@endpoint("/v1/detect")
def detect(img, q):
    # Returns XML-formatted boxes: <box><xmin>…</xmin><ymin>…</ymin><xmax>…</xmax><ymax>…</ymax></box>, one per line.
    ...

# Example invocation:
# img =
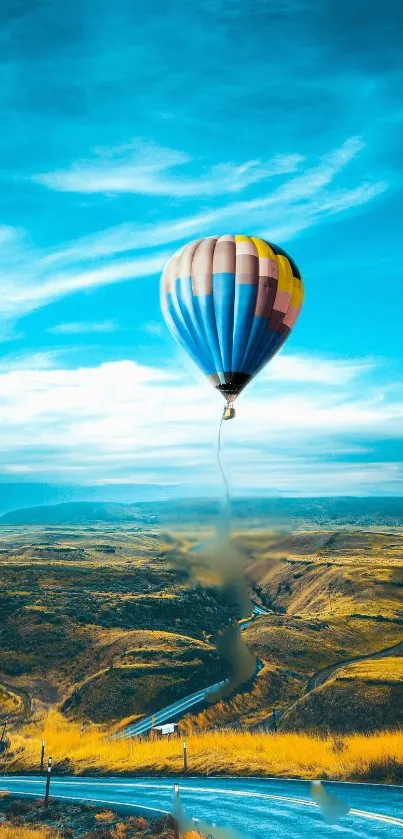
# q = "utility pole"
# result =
<box><xmin>272</xmin><ymin>708</ymin><xmax>278</xmax><ymax>733</ymax></box>
<box><xmin>183</xmin><ymin>740</ymin><xmax>188</xmax><ymax>773</ymax></box>
<box><xmin>40</xmin><ymin>740</ymin><xmax>46</xmax><ymax>773</ymax></box>
<box><xmin>44</xmin><ymin>757</ymin><xmax>53</xmax><ymax>806</ymax></box>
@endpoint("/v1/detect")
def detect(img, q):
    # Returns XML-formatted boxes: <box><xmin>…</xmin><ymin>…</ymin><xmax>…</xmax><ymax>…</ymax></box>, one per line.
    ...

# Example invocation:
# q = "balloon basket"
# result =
<box><xmin>223</xmin><ymin>403</ymin><xmax>235</xmax><ymax>421</ymax></box>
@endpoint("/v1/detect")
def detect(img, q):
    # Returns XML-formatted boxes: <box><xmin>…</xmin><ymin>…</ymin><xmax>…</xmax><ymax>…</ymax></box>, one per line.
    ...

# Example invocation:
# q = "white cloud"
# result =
<box><xmin>48</xmin><ymin>320</ymin><xmax>119</xmax><ymax>335</ymax></box>
<box><xmin>0</xmin><ymin>353</ymin><xmax>401</xmax><ymax>495</ymax></box>
<box><xmin>263</xmin><ymin>354</ymin><xmax>374</xmax><ymax>385</ymax></box>
<box><xmin>34</xmin><ymin>141</ymin><xmax>303</xmax><ymax>196</ymax></box>
<box><xmin>0</xmin><ymin>351</ymin><xmax>60</xmax><ymax>373</ymax></box>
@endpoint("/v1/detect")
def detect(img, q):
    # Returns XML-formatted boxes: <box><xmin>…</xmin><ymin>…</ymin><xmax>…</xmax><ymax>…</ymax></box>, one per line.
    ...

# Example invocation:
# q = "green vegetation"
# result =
<box><xmin>180</xmin><ymin>527</ymin><xmax>403</xmax><ymax>732</ymax></box>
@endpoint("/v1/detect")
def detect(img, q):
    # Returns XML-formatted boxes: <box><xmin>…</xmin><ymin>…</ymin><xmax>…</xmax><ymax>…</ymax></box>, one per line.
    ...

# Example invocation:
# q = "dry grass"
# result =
<box><xmin>0</xmin><ymin>827</ymin><xmax>60</xmax><ymax>839</ymax></box>
<box><xmin>337</xmin><ymin>656</ymin><xmax>403</xmax><ymax>683</ymax></box>
<box><xmin>3</xmin><ymin>711</ymin><xmax>402</xmax><ymax>782</ymax></box>
<box><xmin>245</xmin><ymin>616</ymin><xmax>403</xmax><ymax>674</ymax></box>
<box><xmin>0</xmin><ymin>685</ymin><xmax>22</xmax><ymax>715</ymax></box>
<box><xmin>181</xmin><ymin>665</ymin><xmax>301</xmax><ymax>731</ymax></box>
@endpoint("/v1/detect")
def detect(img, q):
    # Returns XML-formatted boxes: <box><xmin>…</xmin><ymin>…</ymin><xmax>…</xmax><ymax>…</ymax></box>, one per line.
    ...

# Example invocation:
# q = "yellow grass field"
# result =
<box><xmin>0</xmin><ymin>828</ymin><xmax>59</xmax><ymax>839</ymax></box>
<box><xmin>3</xmin><ymin>711</ymin><xmax>402</xmax><ymax>783</ymax></box>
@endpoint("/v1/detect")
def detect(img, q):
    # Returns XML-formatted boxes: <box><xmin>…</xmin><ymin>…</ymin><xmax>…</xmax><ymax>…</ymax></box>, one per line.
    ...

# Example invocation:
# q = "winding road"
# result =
<box><xmin>307</xmin><ymin>639</ymin><xmax>403</xmax><ymax>692</ymax></box>
<box><xmin>1</xmin><ymin>775</ymin><xmax>402</xmax><ymax>837</ymax></box>
<box><xmin>2</xmin><ymin>537</ymin><xmax>403</xmax><ymax>836</ymax></box>
<box><xmin>117</xmin><ymin>602</ymin><xmax>266</xmax><ymax>738</ymax></box>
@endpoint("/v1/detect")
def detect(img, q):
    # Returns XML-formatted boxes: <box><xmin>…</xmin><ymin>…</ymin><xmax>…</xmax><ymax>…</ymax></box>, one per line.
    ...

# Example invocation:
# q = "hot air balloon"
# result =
<box><xmin>161</xmin><ymin>235</ymin><xmax>303</xmax><ymax>419</ymax></box>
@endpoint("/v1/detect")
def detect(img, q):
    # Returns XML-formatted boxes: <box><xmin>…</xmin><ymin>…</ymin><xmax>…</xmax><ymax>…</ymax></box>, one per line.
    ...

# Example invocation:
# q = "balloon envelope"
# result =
<box><xmin>161</xmin><ymin>235</ymin><xmax>303</xmax><ymax>401</ymax></box>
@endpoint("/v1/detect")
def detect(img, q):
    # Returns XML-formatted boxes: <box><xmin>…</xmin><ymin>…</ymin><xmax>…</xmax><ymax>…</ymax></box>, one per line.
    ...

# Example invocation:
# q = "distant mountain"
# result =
<box><xmin>0</xmin><ymin>501</ymin><xmax>158</xmax><ymax>525</ymax></box>
<box><xmin>160</xmin><ymin>496</ymin><xmax>403</xmax><ymax>528</ymax></box>
<box><xmin>0</xmin><ymin>482</ymin><xmax>180</xmax><ymax>516</ymax></box>
<box><xmin>1</xmin><ymin>497</ymin><xmax>403</xmax><ymax>527</ymax></box>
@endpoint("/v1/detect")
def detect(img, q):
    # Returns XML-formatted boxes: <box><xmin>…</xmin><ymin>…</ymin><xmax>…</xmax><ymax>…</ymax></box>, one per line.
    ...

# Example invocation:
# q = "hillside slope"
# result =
<box><xmin>0</xmin><ymin>525</ymin><xmax>233</xmax><ymax>723</ymax></box>
<box><xmin>281</xmin><ymin>655</ymin><xmax>403</xmax><ymax>733</ymax></box>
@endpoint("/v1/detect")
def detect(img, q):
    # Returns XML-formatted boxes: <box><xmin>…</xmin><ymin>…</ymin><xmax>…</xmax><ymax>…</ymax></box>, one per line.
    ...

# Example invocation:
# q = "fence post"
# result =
<box><xmin>173</xmin><ymin>783</ymin><xmax>180</xmax><ymax>839</ymax></box>
<box><xmin>272</xmin><ymin>708</ymin><xmax>277</xmax><ymax>733</ymax></box>
<box><xmin>44</xmin><ymin>757</ymin><xmax>53</xmax><ymax>806</ymax></box>
<box><xmin>0</xmin><ymin>718</ymin><xmax>8</xmax><ymax>745</ymax></box>
<box><xmin>40</xmin><ymin>740</ymin><xmax>46</xmax><ymax>773</ymax></box>
<box><xmin>183</xmin><ymin>740</ymin><xmax>188</xmax><ymax>773</ymax></box>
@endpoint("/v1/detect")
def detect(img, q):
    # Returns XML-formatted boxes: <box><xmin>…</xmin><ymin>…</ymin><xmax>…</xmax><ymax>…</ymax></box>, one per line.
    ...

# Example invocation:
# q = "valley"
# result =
<box><xmin>0</xmin><ymin>511</ymin><xmax>402</xmax><ymax>735</ymax></box>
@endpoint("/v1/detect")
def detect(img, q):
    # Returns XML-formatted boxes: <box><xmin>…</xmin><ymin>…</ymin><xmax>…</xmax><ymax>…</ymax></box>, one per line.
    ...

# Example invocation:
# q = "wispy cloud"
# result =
<box><xmin>0</xmin><ymin>137</ymin><xmax>387</xmax><ymax>328</ymax></box>
<box><xmin>48</xmin><ymin>320</ymin><xmax>119</xmax><ymax>335</ymax></box>
<box><xmin>0</xmin><ymin>226</ymin><xmax>20</xmax><ymax>248</ymax></box>
<box><xmin>39</xmin><ymin>137</ymin><xmax>386</xmax><ymax>269</ymax></box>
<box><xmin>0</xmin><ymin>252</ymin><xmax>167</xmax><ymax>320</ymax></box>
<box><xmin>33</xmin><ymin>141</ymin><xmax>303</xmax><ymax>196</ymax></box>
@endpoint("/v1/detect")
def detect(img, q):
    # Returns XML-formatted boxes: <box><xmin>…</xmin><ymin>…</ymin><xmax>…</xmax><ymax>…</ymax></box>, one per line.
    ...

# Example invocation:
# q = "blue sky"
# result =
<box><xmin>0</xmin><ymin>0</ymin><xmax>402</xmax><ymax>500</ymax></box>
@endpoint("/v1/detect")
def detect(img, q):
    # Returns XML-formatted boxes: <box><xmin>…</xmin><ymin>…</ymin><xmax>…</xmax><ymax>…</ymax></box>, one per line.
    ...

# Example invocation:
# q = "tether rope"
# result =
<box><xmin>216</xmin><ymin>411</ymin><xmax>231</xmax><ymax>527</ymax></box>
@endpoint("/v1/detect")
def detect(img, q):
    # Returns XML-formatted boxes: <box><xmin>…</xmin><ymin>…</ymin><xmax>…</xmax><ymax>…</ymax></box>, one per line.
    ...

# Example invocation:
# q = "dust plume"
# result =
<box><xmin>208</xmin><ymin>621</ymin><xmax>257</xmax><ymax>701</ymax></box>
<box><xmin>167</xmin><ymin>512</ymin><xmax>258</xmax><ymax>697</ymax></box>
<box><xmin>165</xmin><ymin>493</ymin><xmax>280</xmax><ymax>700</ymax></box>
<box><xmin>183</xmin><ymin>524</ymin><xmax>253</xmax><ymax>619</ymax></box>
<box><xmin>310</xmin><ymin>781</ymin><xmax>350</xmax><ymax>824</ymax></box>
<box><xmin>171</xmin><ymin>784</ymin><xmax>243</xmax><ymax>839</ymax></box>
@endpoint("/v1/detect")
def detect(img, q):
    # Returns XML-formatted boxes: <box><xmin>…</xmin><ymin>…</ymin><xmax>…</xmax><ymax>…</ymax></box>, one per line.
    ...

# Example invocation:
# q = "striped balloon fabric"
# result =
<box><xmin>161</xmin><ymin>234</ymin><xmax>303</xmax><ymax>404</ymax></box>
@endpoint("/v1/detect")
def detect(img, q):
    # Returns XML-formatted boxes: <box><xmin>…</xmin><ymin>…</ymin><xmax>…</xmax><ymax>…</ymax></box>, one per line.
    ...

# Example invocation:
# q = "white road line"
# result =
<box><xmin>0</xmin><ymin>789</ymin><xmax>168</xmax><ymax>815</ymax></box>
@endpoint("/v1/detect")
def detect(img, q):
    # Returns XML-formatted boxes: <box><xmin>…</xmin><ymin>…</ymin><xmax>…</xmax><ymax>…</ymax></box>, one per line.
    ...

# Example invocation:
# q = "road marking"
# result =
<box><xmin>0</xmin><ymin>789</ymin><xmax>168</xmax><ymax>815</ymax></box>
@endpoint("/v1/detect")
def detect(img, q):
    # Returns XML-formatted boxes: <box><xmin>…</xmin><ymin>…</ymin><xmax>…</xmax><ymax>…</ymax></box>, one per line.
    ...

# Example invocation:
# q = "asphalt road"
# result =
<box><xmin>1</xmin><ymin>775</ymin><xmax>402</xmax><ymax>837</ymax></box>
